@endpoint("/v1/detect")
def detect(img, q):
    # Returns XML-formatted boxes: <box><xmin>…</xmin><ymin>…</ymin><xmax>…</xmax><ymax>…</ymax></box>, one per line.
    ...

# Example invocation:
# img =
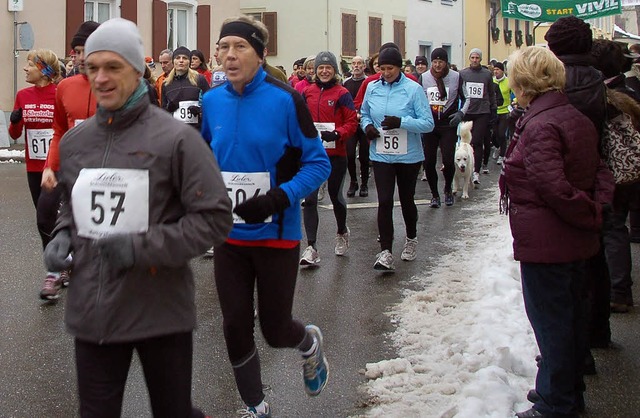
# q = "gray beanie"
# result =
<box><xmin>85</xmin><ymin>18</ymin><xmax>145</xmax><ymax>74</ymax></box>
<box><xmin>315</xmin><ymin>51</ymin><xmax>339</xmax><ymax>74</ymax></box>
<box><xmin>469</xmin><ymin>48</ymin><xmax>483</xmax><ymax>60</ymax></box>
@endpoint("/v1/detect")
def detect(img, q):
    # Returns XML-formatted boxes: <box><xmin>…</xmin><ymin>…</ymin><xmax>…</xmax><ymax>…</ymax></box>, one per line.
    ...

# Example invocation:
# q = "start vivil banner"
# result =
<box><xmin>501</xmin><ymin>0</ymin><xmax>622</xmax><ymax>22</ymax></box>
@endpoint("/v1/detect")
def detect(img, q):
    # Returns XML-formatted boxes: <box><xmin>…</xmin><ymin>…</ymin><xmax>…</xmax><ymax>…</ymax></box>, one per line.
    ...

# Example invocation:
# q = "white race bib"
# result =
<box><xmin>314</xmin><ymin>122</ymin><xmax>336</xmax><ymax>149</ymax></box>
<box><xmin>71</xmin><ymin>168</ymin><xmax>149</xmax><ymax>239</ymax></box>
<box><xmin>222</xmin><ymin>171</ymin><xmax>271</xmax><ymax>224</ymax></box>
<box><xmin>26</xmin><ymin>128</ymin><xmax>53</xmax><ymax>160</ymax></box>
<box><xmin>426</xmin><ymin>86</ymin><xmax>450</xmax><ymax>106</ymax></box>
<box><xmin>466</xmin><ymin>82</ymin><xmax>484</xmax><ymax>99</ymax></box>
<box><xmin>376</xmin><ymin>128</ymin><xmax>408</xmax><ymax>155</ymax></box>
<box><xmin>173</xmin><ymin>100</ymin><xmax>199</xmax><ymax>124</ymax></box>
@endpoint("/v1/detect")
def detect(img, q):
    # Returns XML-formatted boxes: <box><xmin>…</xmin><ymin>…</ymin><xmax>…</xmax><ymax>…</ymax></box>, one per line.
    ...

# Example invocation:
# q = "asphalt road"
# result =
<box><xmin>0</xmin><ymin>160</ymin><xmax>638</xmax><ymax>418</ymax></box>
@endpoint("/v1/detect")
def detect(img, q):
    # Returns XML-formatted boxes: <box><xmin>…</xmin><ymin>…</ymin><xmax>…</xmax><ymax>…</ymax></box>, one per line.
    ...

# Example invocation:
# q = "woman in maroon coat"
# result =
<box><xmin>502</xmin><ymin>47</ymin><xmax>614</xmax><ymax>418</ymax></box>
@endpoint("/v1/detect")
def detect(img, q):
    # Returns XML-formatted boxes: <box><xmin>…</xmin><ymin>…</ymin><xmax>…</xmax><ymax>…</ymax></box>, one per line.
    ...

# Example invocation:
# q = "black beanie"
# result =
<box><xmin>173</xmin><ymin>46</ymin><xmax>191</xmax><ymax>60</ymax></box>
<box><xmin>378</xmin><ymin>47</ymin><xmax>403</xmax><ymax>68</ymax></box>
<box><xmin>71</xmin><ymin>21</ymin><xmax>100</xmax><ymax>49</ymax></box>
<box><xmin>431</xmin><ymin>48</ymin><xmax>448</xmax><ymax>63</ymax></box>
<box><xmin>493</xmin><ymin>62</ymin><xmax>504</xmax><ymax>71</ymax></box>
<box><xmin>545</xmin><ymin>16</ymin><xmax>592</xmax><ymax>56</ymax></box>
<box><xmin>415</xmin><ymin>56</ymin><xmax>428</xmax><ymax>66</ymax></box>
<box><xmin>379</xmin><ymin>42</ymin><xmax>400</xmax><ymax>53</ymax></box>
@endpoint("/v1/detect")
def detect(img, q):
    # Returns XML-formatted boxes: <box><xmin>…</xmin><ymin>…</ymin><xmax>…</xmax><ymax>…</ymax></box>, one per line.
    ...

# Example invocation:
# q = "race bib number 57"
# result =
<box><xmin>71</xmin><ymin>168</ymin><xmax>149</xmax><ymax>239</ymax></box>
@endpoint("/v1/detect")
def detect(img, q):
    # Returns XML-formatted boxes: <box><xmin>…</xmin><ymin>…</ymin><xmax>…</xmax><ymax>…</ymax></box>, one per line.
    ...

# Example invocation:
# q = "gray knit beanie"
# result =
<box><xmin>315</xmin><ymin>51</ymin><xmax>339</xmax><ymax>74</ymax></box>
<box><xmin>469</xmin><ymin>48</ymin><xmax>483</xmax><ymax>60</ymax></box>
<box><xmin>85</xmin><ymin>18</ymin><xmax>145</xmax><ymax>74</ymax></box>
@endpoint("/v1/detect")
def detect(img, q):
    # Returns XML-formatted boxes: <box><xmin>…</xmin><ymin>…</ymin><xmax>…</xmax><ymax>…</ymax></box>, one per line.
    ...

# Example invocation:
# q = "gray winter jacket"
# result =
<box><xmin>56</xmin><ymin>93</ymin><xmax>232</xmax><ymax>344</ymax></box>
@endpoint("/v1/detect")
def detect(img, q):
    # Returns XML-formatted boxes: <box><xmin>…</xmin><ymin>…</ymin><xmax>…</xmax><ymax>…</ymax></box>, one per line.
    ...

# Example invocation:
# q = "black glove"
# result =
<box><xmin>320</xmin><ymin>130</ymin><xmax>340</xmax><ymax>142</ymax></box>
<box><xmin>381</xmin><ymin>115</ymin><xmax>401</xmax><ymax>130</ymax></box>
<box><xmin>44</xmin><ymin>229</ymin><xmax>73</xmax><ymax>272</ymax></box>
<box><xmin>365</xmin><ymin>124</ymin><xmax>380</xmax><ymax>141</ymax></box>
<box><xmin>187</xmin><ymin>105</ymin><xmax>201</xmax><ymax>117</ymax></box>
<box><xmin>10</xmin><ymin>108</ymin><xmax>22</xmax><ymax>124</ymax></box>
<box><xmin>95</xmin><ymin>234</ymin><xmax>135</xmax><ymax>272</ymax></box>
<box><xmin>166</xmin><ymin>100</ymin><xmax>179</xmax><ymax>113</ymax></box>
<box><xmin>233</xmin><ymin>187</ymin><xmax>290</xmax><ymax>224</ymax></box>
<box><xmin>448</xmin><ymin>111</ymin><xmax>464</xmax><ymax>127</ymax></box>
<box><xmin>275</xmin><ymin>146</ymin><xmax>302</xmax><ymax>185</ymax></box>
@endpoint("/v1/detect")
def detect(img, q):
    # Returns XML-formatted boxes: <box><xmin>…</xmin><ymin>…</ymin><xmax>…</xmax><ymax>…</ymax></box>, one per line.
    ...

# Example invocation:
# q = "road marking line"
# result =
<box><xmin>318</xmin><ymin>199</ymin><xmax>431</xmax><ymax>210</ymax></box>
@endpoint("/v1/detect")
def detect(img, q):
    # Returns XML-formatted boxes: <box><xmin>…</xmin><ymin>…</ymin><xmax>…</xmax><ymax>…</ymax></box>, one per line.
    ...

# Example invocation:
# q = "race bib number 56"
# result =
<box><xmin>71</xmin><ymin>168</ymin><xmax>149</xmax><ymax>239</ymax></box>
<box><xmin>222</xmin><ymin>171</ymin><xmax>271</xmax><ymax>224</ymax></box>
<box><xmin>376</xmin><ymin>128</ymin><xmax>408</xmax><ymax>155</ymax></box>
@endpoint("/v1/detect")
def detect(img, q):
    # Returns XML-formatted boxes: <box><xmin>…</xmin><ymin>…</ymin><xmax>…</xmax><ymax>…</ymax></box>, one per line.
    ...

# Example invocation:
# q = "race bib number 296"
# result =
<box><xmin>71</xmin><ymin>168</ymin><xmax>149</xmax><ymax>239</ymax></box>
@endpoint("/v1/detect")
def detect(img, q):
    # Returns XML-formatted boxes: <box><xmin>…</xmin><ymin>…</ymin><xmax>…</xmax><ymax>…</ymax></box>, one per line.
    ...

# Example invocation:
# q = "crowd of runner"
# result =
<box><xmin>6</xmin><ymin>13</ymin><xmax>640</xmax><ymax>418</ymax></box>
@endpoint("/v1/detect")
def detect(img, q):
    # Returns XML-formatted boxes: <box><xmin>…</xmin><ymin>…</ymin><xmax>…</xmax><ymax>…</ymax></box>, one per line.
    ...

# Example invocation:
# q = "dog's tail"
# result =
<box><xmin>459</xmin><ymin>121</ymin><xmax>473</xmax><ymax>144</ymax></box>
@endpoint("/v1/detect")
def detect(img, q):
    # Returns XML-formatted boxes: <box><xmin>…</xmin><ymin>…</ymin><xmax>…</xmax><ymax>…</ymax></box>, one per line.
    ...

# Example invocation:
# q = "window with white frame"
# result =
<box><xmin>84</xmin><ymin>0</ymin><xmax>118</xmax><ymax>23</ymax></box>
<box><xmin>167</xmin><ymin>1</ymin><xmax>196</xmax><ymax>50</ymax></box>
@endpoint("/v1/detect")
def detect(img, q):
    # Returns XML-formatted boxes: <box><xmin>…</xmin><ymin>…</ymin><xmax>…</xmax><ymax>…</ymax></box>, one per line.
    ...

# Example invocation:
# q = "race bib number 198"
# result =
<box><xmin>71</xmin><ymin>168</ymin><xmax>149</xmax><ymax>239</ymax></box>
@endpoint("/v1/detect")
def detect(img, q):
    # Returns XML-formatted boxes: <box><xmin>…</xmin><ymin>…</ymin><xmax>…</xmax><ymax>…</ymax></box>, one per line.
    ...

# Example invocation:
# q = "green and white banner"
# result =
<box><xmin>501</xmin><ymin>0</ymin><xmax>622</xmax><ymax>22</ymax></box>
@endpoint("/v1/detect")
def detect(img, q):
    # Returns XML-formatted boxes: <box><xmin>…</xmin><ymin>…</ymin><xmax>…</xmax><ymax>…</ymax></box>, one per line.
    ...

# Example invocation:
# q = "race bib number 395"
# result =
<box><xmin>222</xmin><ymin>171</ymin><xmax>271</xmax><ymax>224</ymax></box>
<box><xmin>71</xmin><ymin>168</ymin><xmax>149</xmax><ymax>239</ymax></box>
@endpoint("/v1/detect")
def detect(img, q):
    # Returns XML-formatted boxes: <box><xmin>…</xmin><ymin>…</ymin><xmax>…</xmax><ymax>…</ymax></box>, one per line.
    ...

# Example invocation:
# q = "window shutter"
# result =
<box><xmin>121</xmin><ymin>0</ymin><xmax>137</xmax><ymax>23</ymax></box>
<box><xmin>369</xmin><ymin>17</ymin><xmax>381</xmax><ymax>57</ymax></box>
<box><xmin>342</xmin><ymin>14</ymin><xmax>356</xmax><ymax>56</ymax></box>
<box><xmin>197</xmin><ymin>5</ymin><xmax>211</xmax><ymax>61</ymax></box>
<box><xmin>66</xmin><ymin>0</ymin><xmax>84</xmax><ymax>51</ymax></box>
<box><xmin>152</xmin><ymin>0</ymin><xmax>167</xmax><ymax>59</ymax></box>
<box><xmin>263</xmin><ymin>12</ymin><xmax>277</xmax><ymax>55</ymax></box>
<box><xmin>393</xmin><ymin>20</ymin><xmax>406</xmax><ymax>58</ymax></box>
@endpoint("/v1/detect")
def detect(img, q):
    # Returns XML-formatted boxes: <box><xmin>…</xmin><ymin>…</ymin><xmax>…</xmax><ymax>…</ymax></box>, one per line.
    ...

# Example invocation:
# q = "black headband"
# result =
<box><xmin>219</xmin><ymin>21</ymin><xmax>266</xmax><ymax>59</ymax></box>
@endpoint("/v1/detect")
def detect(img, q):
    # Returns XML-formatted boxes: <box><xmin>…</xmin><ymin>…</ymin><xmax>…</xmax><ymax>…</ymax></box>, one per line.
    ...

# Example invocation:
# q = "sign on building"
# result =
<box><xmin>8</xmin><ymin>0</ymin><xmax>24</xmax><ymax>12</ymax></box>
<box><xmin>501</xmin><ymin>0</ymin><xmax>622</xmax><ymax>22</ymax></box>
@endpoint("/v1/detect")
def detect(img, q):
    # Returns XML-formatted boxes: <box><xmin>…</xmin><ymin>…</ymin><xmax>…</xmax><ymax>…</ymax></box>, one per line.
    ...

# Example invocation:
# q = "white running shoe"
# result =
<box><xmin>496</xmin><ymin>156</ymin><xmax>504</xmax><ymax>165</ymax></box>
<box><xmin>334</xmin><ymin>228</ymin><xmax>350</xmax><ymax>256</ymax></box>
<box><xmin>374</xmin><ymin>250</ymin><xmax>395</xmax><ymax>271</ymax></box>
<box><xmin>300</xmin><ymin>245</ymin><xmax>321</xmax><ymax>266</ymax></box>
<box><xmin>421</xmin><ymin>171</ymin><xmax>427</xmax><ymax>181</ymax></box>
<box><xmin>204</xmin><ymin>246</ymin><xmax>214</xmax><ymax>257</ymax></box>
<box><xmin>401</xmin><ymin>237</ymin><xmax>418</xmax><ymax>261</ymax></box>
<box><xmin>473</xmin><ymin>172</ymin><xmax>480</xmax><ymax>184</ymax></box>
<box><xmin>482</xmin><ymin>164</ymin><xmax>489</xmax><ymax>174</ymax></box>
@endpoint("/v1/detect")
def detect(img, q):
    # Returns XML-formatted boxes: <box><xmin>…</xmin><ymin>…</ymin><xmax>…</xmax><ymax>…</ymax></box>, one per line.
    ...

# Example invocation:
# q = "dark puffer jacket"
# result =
<box><xmin>503</xmin><ymin>91</ymin><xmax>614</xmax><ymax>263</ymax></box>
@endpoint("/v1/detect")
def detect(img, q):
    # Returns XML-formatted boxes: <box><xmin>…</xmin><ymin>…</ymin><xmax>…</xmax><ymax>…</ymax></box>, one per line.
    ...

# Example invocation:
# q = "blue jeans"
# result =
<box><xmin>521</xmin><ymin>261</ymin><xmax>586</xmax><ymax>418</ymax></box>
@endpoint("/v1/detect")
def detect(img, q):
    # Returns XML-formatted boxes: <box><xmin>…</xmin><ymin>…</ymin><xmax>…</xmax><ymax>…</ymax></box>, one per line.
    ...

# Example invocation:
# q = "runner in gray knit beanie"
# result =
<box><xmin>85</xmin><ymin>18</ymin><xmax>145</xmax><ymax>74</ymax></box>
<box><xmin>469</xmin><ymin>48</ymin><xmax>483</xmax><ymax>60</ymax></box>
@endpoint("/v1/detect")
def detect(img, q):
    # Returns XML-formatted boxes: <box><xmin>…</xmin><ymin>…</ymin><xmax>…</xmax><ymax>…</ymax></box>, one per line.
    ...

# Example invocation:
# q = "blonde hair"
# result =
<box><xmin>164</xmin><ymin>67</ymin><xmax>200</xmax><ymax>86</ymax></box>
<box><xmin>508</xmin><ymin>46</ymin><xmax>565</xmax><ymax>98</ymax></box>
<box><xmin>27</xmin><ymin>49</ymin><xmax>61</xmax><ymax>82</ymax></box>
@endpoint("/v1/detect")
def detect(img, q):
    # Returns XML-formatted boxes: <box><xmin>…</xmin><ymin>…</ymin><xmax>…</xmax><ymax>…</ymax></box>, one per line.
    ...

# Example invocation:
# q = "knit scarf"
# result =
<box><xmin>430</xmin><ymin>65</ymin><xmax>450</xmax><ymax>101</ymax></box>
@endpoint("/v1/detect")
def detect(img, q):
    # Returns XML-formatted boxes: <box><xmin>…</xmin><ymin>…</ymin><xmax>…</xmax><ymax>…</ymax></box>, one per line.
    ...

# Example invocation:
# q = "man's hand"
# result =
<box><xmin>95</xmin><ymin>234</ymin><xmax>135</xmax><ymax>272</ymax></box>
<box><xmin>41</xmin><ymin>168</ymin><xmax>58</xmax><ymax>191</ymax></box>
<box><xmin>448</xmin><ymin>111</ymin><xmax>464</xmax><ymax>127</ymax></box>
<box><xmin>233</xmin><ymin>188</ymin><xmax>290</xmax><ymax>224</ymax></box>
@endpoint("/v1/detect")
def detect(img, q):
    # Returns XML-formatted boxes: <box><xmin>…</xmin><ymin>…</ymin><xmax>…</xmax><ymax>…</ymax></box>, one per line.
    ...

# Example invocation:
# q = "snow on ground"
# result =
<box><xmin>360</xmin><ymin>186</ymin><xmax>538</xmax><ymax>418</ymax></box>
<box><xmin>0</xmin><ymin>149</ymin><xmax>24</xmax><ymax>164</ymax></box>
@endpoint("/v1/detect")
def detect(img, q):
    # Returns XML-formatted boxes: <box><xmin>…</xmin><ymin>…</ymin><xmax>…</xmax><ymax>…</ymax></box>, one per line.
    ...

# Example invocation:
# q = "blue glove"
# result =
<box><xmin>96</xmin><ymin>234</ymin><xmax>135</xmax><ymax>272</ymax></box>
<box><xmin>44</xmin><ymin>229</ymin><xmax>73</xmax><ymax>272</ymax></box>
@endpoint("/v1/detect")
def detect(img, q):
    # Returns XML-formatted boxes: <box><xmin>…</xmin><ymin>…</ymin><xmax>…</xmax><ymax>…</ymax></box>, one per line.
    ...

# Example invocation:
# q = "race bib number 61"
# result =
<box><xmin>71</xmin><ymin>168</ymin><xmax>149</xmax><ymax>239</ymax></box>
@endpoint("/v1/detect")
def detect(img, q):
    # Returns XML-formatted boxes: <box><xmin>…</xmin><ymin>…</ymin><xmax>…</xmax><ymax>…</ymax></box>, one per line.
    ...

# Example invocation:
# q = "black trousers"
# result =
<box><xmin>214</xmin><ymin>243</ymin><xmax>309</xmax><ymax>406</ymax></box>
<box><xmin>346</xmin><ymin>128</ymin><xmax>370</xmax><ymax>184</ymax></box>
<box><xmin>75</xmin><ymin>332</ymin><xmax>203</xmax><ymax>418</ymax></box>
<box><xmin>35</xmin><ymin>182</ymin><xmax>62</xmax><ymax>250</ymax></box>
<box><xmin>422</xmin><ymin>127</ymin><xmax>457</xmax><ymax>196</ymax></box>
<box><xmin>372</xmin><ymin>161</ymin><xmax>422</xmax><ymax>252</ymax></box>
<box><xmin>465</xmin><ymin>113</ymin><xmax>492</xmax><ymax>172</ymax></box>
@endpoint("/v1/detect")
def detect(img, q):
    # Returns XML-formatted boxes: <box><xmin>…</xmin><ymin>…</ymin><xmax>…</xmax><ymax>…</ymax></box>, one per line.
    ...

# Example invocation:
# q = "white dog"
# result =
<box><xmin>453</xmin><ymin>121</ymin><xmax>475</xmax><ymax>199</ymax></box>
